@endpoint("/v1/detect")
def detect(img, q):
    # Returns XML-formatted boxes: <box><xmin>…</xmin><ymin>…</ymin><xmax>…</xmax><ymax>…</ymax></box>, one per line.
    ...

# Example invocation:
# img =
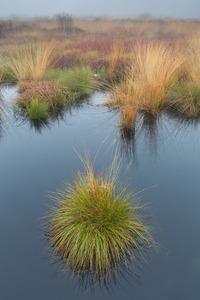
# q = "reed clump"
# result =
<box><xmin>129</xmin><ymin>41</ymin><xmax>185</xmax><ymax>112</ymax></box>
<box><xmin>109</xmin><ymin>40</ymin><xmax>185</xmax><ymax>128</ymax></box>
<box><xmin>48</xmin><ymin>158</ymin><xmax>151</xmax><ymax>284</ymax></box>
<box><xmin>7</xmin><ymin>42</ymin><xmax>55</xmax><ymax>81</ymax></box>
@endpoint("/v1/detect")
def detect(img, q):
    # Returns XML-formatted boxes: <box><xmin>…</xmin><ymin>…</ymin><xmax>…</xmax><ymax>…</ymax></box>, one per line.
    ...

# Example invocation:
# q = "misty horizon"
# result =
<box><xmin>0</xmin><ymin>0</ymin><xmax>200</xmax><ymax>19</ymax></box>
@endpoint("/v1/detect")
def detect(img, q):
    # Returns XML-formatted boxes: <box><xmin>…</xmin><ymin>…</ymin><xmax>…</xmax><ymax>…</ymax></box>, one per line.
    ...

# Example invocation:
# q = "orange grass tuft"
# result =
<box><xmin>109</xmin><ymin>40</ymin><xmax>186</xmax><ymax>128</ymax></box>
<box><xmin>7</xmin><ymin>42</ymin><xmax>55</xmax><ymax>81</ymax></box>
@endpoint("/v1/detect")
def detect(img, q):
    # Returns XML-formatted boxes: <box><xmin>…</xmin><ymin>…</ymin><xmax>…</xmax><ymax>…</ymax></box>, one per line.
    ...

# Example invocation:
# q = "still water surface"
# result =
<box><xmin>0</xmin><ymin>85</ymin><xmax>200</xmax><ymax>299</ymax></box>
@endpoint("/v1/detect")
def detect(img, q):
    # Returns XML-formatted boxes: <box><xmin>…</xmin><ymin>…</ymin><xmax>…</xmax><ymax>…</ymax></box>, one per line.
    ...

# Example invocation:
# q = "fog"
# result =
<box><xmin>0</xmin><ymin>0</ymin><xmax>200</xmax><ymax>18</ymax></box>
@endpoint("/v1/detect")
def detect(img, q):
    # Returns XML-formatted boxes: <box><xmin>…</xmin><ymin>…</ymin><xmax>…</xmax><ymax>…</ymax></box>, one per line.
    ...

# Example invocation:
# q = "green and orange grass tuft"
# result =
<box><xmin>167</xmin><ymin>81</ymin><xmax>200</xmax><ymax>118</ymax></box>
<box><xmin>46</xmin><ymin>67</ymin><xmax>97</xmax><ymax>94</ymax></box>
<box><xmin>131</xmin><ymin>41</ymin><xmax>185</xmax><ymax>113</ymax></box>
<box><xmin>7</xmin><ymin>42</ymin><xmax>55</xmax><ymax>81</ymax></box>
<box><xmin>109</xmin><ymin>40</ymin><xmax>186</xmax><ymax>128</ymax></box>
<box><xmin>47</xmin><ymin>157</ymin><xmax>151</xmax><ymax>285</ymax></box>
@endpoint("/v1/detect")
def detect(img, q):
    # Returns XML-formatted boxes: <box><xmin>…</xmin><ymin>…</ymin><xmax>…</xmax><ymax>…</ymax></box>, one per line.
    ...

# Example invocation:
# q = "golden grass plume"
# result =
<box><xmin>7</xmin><ymin>42</ymin><xmax>55</xmax><ymax>81</ymax></box>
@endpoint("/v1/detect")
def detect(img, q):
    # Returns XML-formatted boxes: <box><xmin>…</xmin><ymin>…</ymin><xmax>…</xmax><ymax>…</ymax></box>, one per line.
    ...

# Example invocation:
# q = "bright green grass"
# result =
<box><xmin>46</xmin><ymin>67</ymin><xmax>97</xmax><ymax>94</ymax></box>
<box><xmin>168</xmin><ymin>81</ymin><xmax>200</xmax><ymax>117</ymax></box>
<box><xmin>48</xmin><ymin>159</ymin><xmax>151</xmax><ymax>284</ymax></box>
<box><xmin>27</xmin><ymin>98</ymin><xmax>49</xmax><ymax>120</ymax></box>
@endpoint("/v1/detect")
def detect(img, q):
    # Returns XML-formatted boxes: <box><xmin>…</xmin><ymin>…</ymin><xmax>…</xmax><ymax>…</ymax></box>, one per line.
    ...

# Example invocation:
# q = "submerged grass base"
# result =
<box><xmin>47</xmin><ymin>158</ymin><xmax>151</xmax><ymax>286</ymax></box>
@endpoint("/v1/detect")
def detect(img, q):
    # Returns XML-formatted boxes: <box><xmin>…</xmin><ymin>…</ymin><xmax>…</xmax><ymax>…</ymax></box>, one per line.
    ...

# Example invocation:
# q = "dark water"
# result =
<box><xmin>0</xmin><ymin>85</ymin><xmax>200</xmax><ymax>300</ymax></box>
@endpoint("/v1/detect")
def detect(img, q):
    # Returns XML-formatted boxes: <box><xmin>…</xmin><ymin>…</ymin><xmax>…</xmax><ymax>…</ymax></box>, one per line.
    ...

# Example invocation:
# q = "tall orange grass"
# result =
<box><xmin>186</xmin><ymin>38</ymin><xmax>200</xmax><ymax>83</ymax></box>
<box><xmin>109</xmin><ymin>40</ymin><xmax>186</xmax><ymax>127</ymax></box>
<box><xmin>108</xmin><ymin>40</ymin><xmax>124</xmax><ymax>79</ymax></box>
<box><xmin>130</xmin><ymin>41</ymin><xmax>185</xmax><ymax>113</ymax></box>
<box><xmin>7</xmin><ymin>42</ymin><xmax>55</xmax><ymax>81</ymax></box>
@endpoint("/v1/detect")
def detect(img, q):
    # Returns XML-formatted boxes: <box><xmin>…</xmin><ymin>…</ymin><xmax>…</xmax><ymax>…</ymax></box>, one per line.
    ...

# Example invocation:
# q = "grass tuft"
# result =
<box><xmin>47</xmin><ymin>157</ymin><xmax>151</xmax><ymax>285</ymax></box>
<box><xmin>108</xmin><ymin>40</ymin><xmax>124</xmax><ymax>80</ymax></box>
<box><xmin>167</xmin><ymin>81</ymin><xmax>200</xmax><ymax>117</ymax></box>
<box><xmin>108</xmin><ymin>40</ymin><xmax>185</xmax><ymax>128</ymax></box>
<box><xmin>27</xmin><ymin>98</ymin><xmax>49</xmax><ymax>120</ymax></box>
<box><xmin>7</xmin><ymin>42</ymin><xmax>55</xmax><ymax>81</ymax></box>
<box><xmin>46</xmin><ymin>67</ymin><xmax>97</xmax><ymax>95</ymax></box>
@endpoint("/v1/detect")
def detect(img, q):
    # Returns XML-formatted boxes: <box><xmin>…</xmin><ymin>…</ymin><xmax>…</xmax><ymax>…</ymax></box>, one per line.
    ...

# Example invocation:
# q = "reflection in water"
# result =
<box><xmin>46</xmin><ymin>233</ymin><xmax>151</xmax><ymax>293</ymax></box>
<box><xmin>0</xmin><ymin>106</ymin><xmax>4</xmax><ymax>139</ymax></box>
<box><xmin>29</xmin><ymin>119</ymin><xmax>51</xmax><ymax>134</ymax></box>
<box><xmin>28</xmin><ymin>109</ymin><xmax>69</xmax><ymax>134</ymax></box>
<box><xmin>140</xmin><ymin>112</ymin><xmax>159</xmax><ymax>155</ymax></box>
<box><xmin>0</xmin><ymin>96</ymin><xmax>10</xmax><ymax>140</ymax></box>
<box><xmin>14</xmin><ymin>98</ymin><xmax>91</xmax><ymax>134</ymax></box>
<box><xmin>119</xmin><ymin>112</ymin><xmax>160</xmax><ymax>162</ymax></box>
<box><xmin>0</xmin><ymin>84</ymin><xmax>18</xmax><ymax>104</ymax></box>
<box><xmin>120</xmin><ymin>126</ymin><xmax>136</xmax><ymax>160</ymax></box>
<box><xmin>166</xmin><ymin>108</ymin><xmax>200</xmax><ymax>128</ymax></box>
<box><xmin>14</xmin><ymin>108</ymin><xmax>69</xmax><ymax>134</ymax></box>
<box><xmin>0</xmin><ymin>84</ymin><xmax>19</xmax><ymax>140</ymax></box>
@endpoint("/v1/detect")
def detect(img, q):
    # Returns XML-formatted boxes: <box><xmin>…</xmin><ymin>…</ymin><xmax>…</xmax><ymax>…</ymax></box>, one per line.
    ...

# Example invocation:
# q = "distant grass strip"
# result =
<box><xmin>47</xmin><ymin>157</ymin><xmax>151</xmax><ymax>285</ymax></box>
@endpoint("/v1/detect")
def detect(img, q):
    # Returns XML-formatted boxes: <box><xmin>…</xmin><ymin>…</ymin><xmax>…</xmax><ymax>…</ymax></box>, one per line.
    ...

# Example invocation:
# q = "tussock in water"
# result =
<box><xmin>47</xmin><ymin>157</ymin><xmax>152</xmax><ymax>286</ymax></box>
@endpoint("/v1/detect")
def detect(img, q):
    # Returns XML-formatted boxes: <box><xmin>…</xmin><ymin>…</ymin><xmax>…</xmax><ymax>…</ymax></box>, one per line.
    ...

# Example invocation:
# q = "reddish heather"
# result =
<box><xmin>17</xmin><ymin>81</ymin><xmax>63</xmax><ymax>108</ymax></box>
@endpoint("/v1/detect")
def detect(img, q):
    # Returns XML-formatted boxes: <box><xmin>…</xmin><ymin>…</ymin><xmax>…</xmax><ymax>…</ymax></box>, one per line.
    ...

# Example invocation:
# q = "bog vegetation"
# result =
<box><xmin>1</xmin><ymin>16</ymin><xmax>200</xmax><ymax>123</ymax></box>
<box><xmin>47</xmin><ymin>157</ymin><xmax>151</xmax><ymax>285</ymax></box>
<box><xmin>1</xmin><ymin>14</ymin><xmax>200</xmax><ymax>288</ymax></box>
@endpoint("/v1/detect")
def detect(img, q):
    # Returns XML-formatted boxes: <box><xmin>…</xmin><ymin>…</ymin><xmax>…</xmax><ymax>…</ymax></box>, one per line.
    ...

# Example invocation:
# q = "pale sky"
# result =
<box><xmin>0</xmin><ymin>0</ymin><xmax>200</xmax><ymax>18</ymax></box>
